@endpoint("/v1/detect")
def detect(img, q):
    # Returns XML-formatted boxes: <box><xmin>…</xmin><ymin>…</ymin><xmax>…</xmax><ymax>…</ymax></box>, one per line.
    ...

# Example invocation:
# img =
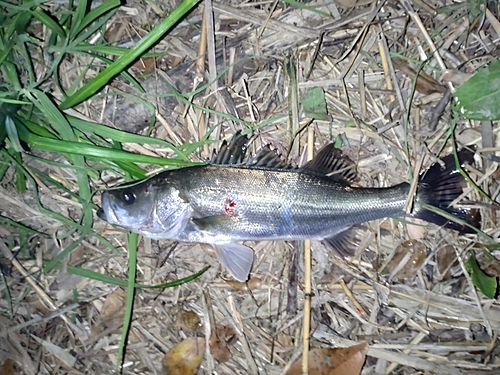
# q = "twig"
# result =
<box><xmin>301</xmin><ymin>127</ymin><xmax>315</xmax><ymax>375</ymax></box>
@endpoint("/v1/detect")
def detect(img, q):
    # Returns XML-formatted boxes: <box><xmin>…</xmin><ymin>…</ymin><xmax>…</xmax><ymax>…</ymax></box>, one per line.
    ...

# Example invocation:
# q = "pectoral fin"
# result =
<box><xmin>191</xmin><ymin>215</ymin><xmax>239</xmax><ymax>231</ymax></box>
<box><xmin>214</xmin><ymin>243</ymin><xmax>254</xmax><ymax>282</ymax></box>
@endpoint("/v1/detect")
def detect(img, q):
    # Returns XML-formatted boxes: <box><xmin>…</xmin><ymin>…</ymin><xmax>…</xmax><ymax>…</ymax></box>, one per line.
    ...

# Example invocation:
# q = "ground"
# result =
<box><xmin>0</xmin><ymin>0</ymin><xmax>499</xmax><ymax>374</ymax></box>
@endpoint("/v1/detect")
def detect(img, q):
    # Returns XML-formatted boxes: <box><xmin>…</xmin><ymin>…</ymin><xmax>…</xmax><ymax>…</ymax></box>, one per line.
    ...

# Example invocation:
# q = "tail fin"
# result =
<box><xmin>414</xmin><ymin>149</ymin><xmax>481</xmax><ymax>233</ymax></box>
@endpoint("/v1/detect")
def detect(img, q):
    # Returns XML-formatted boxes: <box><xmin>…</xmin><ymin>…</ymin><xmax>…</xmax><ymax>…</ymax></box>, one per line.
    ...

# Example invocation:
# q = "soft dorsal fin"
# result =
<box><xmin>245</xmin><ymin>145</ymin><xmax>289</xmax><ymax>169</ymax></box>
<box><xmin>301</xmin><ymin>144</ymin><xmax>357</xmax><ymax>183</ymax></box>
<box><xmin>210</xmin><ymin>131</ymin><xmax>249</xmax><ymax>165</ymax></box>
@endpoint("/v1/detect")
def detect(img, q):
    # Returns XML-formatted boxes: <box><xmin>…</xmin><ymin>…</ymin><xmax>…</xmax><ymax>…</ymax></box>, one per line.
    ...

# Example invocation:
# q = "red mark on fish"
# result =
<box><xmin>224</xmin><ymin>199</ymin><xmax>238</xmax><ymax>217</ymax></box>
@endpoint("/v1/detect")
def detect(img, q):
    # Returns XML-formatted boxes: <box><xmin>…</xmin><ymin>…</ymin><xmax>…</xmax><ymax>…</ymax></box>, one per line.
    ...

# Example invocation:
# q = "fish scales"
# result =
<box><xmin>164</xmin><ymin>164</ymin><xmax>409</xmax><ymax>243</ymax></box>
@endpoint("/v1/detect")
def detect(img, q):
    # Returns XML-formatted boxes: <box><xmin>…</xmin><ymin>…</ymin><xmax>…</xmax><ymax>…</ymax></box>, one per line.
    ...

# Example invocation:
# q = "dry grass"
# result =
<box><xmin>1</xmin><ymin>0</ymin><xmax>500</xmax><ymax>374</ymax></box>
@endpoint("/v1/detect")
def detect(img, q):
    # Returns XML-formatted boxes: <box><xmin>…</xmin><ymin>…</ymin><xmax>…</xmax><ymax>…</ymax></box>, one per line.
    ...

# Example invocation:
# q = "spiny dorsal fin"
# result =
<box><xmin>245</xmin><ymin>145</ymin><xmax>289</xmax><ymax>169</ymax></box>
<box><xmin>301</xmin><ymin>143</ymin><xmax>357</xmax><ymax>183</ymax></box>
<box><xmin>210</xmin><ymin>130</ymin><xmax>249</xmax><ymax>165</ymax></box>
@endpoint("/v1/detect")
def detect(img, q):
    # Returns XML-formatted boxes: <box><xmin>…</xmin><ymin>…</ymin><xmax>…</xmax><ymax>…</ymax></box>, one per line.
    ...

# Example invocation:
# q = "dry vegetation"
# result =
<box><xmin>1</xmin><ymin>0</ymin><xmax>500</xmax><ymax>374</ymax></box>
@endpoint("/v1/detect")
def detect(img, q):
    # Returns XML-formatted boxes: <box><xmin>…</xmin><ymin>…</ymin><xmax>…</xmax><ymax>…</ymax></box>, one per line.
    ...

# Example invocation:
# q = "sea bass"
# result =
<box><xmin>97</xmin><ymin>133</ymin><xmax>479</xmax><ymax>281</ymax></box>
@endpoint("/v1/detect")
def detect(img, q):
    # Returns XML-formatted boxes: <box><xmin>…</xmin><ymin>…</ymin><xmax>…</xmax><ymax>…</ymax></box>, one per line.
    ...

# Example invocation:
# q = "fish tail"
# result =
<box><xmin>414</xmin><ymin>148</ymin><xmax>480</xmax><ymax>233</ymax></box>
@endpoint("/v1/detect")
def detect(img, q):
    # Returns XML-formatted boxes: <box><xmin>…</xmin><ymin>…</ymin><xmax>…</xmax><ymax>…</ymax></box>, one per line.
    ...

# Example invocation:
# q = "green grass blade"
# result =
<box><xmin>117</xmin><ymin>232</ymin><xmax>138</xmax><ymax>371</ymax></box>
<box><xmin>75</xmin><ymin>0</ymin><xmax>121</xmax><ymax>37</ymax></box>
<box><xmin>25</xmin><ymin>89</ymin><xmax>93</xmax><ymax>226</ymax></box>
<box><xmin>31</xmin><ymin>9</ymin><xmax>66</xmax><ymax>39</ymax></box>
<box><xmin>0</xmin><ymin>215</ymin><xmax>50</xmax><ymax>237</ymax></box>
<box><xmin>70</xmin><ymin>0</ymin><xmax>88</xmax><ymax>39</ymax></box>
<box><xmin>5</xmin><ymin>116</ymin><xmax>23</xmax><ymax>152</ymax></box>
<box><xmin>20</xmin><ymin>131</ymin><xmax>201</xmax><ymax>167</ymax></box>
<box><xmin>49</xmin><ymin>262</ymin><xmax>210</xmax><ymax>288</ymax></box>
<box><xmin>1</xmin><ymin>149</ymin><xmax>119</xmax><ymax>261</ymax></box>
<box><xmin>66</xmin><ymin>116</ymin><xmax>187</xmax><ymax>158</ymax></box>
<box><xmin>59</xmin><ymin>0</ymin><xmax>203</xmax><ymax>109</ymax></box>
<box><xmin>56</xmin><ymin>42</ymin><xmax>165</xmax><ymax>58</ymax></box>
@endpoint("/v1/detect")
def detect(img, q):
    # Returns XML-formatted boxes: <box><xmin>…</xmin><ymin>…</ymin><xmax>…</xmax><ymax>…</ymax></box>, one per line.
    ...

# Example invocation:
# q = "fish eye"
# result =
<box><xmin>121</xmin><ymin>189</ymin><xmax>136</xmax><ymax>205</ymax></box>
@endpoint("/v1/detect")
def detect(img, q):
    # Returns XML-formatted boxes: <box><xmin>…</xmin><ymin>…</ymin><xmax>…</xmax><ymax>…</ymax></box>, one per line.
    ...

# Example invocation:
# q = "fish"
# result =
<box><xmin>97</xmin><ymin>132</ymin><xmax>480</xmax><ymax>282</ymax></box>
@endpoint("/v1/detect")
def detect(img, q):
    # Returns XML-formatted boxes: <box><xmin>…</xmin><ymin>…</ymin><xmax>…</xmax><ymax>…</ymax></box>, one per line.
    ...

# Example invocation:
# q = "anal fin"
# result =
<box><xmin>322</xmin><ymin>226</ymin><xmax>359</xmax><ymax>258</ymax></box>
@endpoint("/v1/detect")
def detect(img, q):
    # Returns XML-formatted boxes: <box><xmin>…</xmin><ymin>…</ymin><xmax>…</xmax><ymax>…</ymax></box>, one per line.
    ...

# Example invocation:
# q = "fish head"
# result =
<box><xmin>98</xmin><ymin>178</ymin><xmax>192</xmax><ymax>239</ymax></box>
<box><xmin>98</xmin><ymin>180</ymin><xmax>158</xmax><ymax>233</ymax></box>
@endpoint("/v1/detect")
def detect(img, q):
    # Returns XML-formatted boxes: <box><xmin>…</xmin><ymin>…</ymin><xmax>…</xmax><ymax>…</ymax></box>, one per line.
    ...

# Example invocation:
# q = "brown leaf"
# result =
<box><xmin>0</xmin><ymin>359</ymin><xmax>17</xmax><ymax>375</ymax></box>
<box><xmin>161</xmin><ymin>337</ymin><xmax>205</xmax><ymax>375</ymax></box>
<box><xmin>436</xmin><ymin>245</ymin><xmax>458</xmax><ymax>280</ymax></box>
<box><xmin>393</xmin><ymin>58</ymin><xmax>446</xmax><ymax>95</ymax></box>
<box><xmin>174</xmin><ymin>310</ymin><xmax>201</xmax><ymax>334</ymax></box>
<box><xmin>405</xmin><ymin>218</ymin><xmax>428</xmax><ymax>240</ymax></box>
<box><xmin>334</xmin><ymin>0</ymin><xmax>376</xmax><ymax>8</ymax></box>
<box><xmin>69</xmin><ymin>243</ymin><xmax>85</xmax><ymax>265</ymax></box>
<box><xmin>442</xmin><ymin>69</ymin><xmax>474</xmax><ymax>86</ymax></box>
<box><xmin>93</xmin><ymin>288</ymin><xmax>126</xmax><ymax>335</ymax></box>
<box><xmin>224</xmin><ymin>277</ymin><xmax>262</xmax><ymax>291</ymax></box>
<box><xmin>132</xmin><ymin>57</ymin><xmax>158</xmax><ymax>73</ymax></box>
<box><xmin>382</xmin><ymin>240</ymin><xmax>427</xmax><ymax>280</ymax></box>
<box><xmin>286</xmin><ymin>342</ymin><xmax>369</xmax><ymax>375</ymax></box>
<box><xmin>209</xmin><ymin>325</ymin><xmax>236</xmax><ymax>362</ymax></box>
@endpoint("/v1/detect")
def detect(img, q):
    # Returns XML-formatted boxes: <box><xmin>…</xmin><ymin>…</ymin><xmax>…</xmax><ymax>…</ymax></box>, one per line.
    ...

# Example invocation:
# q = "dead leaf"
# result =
<box><xmin>209</xmin><ymin>325</ymin><xmax>236</xmax><ymax>362</ymax></box>
<box><xmin>436</xmin><ymin>245</ymin><xmax>458</xmax><ymax>280</ymax></box>
<box><xmin>93</xmin><ymin>288</ymin><xmax>126</xmax><ymax>335</ymax></box>
<box><xmin>69</xmin><ymin>243</ymin><xmax>85</xmax><ymax>265</ymax></box>
<box><xmin>442</xmin><ymin>69</ymin><xmax>474</xmax><ymax>86</ymax></box>
<box><xmin>383</xmin><ymin>240</ymin><xmax>427</xmax><ymax>280</ymax></box>
<box><xmin>392</xmin><ymin>58</ymin><xmax>446</xmax><ymax>95</ymax></box>
<box><xmin>405</xmin><ymin>218</ymin><xmax>428</xmax><ymax>240</ymax></box>
<box><xmin>224</xmin><ymin>277</ymin><xmax>262</xmax><ymax>291</ymax></box>
<box><xmin>174</xmin><ymin>310</ymin><xmax>201</xmax><ymax>334</ymax></box>
<box><xmin>286</xmin><ymin>342</ymin><xmax>369</xmax><ymax>375</ymax></box>
<box><xmin>0</xmin><ymin>359</ymin><xmax>17</xmax><ymax>375</ymax></box>
<box><xmin>132</xmin><ymin>57</ymin><xmax>158</xmax><ymax>73</ymax></box>
<box><xmin>475</xmin><ymin>251</ymin><xmax>500</xmax><ymax>278</ymax></box>
<box><xmin>334</xmin><ymin>0</ymin><xmax>376</xmax><ymax>8</ymax></box>
<box><xmin>161</xmin><ymin>337</ymin><xmax>205</xmax><ymax>375</ymax></box>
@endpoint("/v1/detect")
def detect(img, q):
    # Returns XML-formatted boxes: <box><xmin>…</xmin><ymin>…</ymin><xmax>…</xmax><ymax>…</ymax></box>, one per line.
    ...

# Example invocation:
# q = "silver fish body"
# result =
<box><xmin>154</xmin><ymin>164</ymin><xmax>408</xmax><ymax>243</ymax></box>
<box><xmin>98</xmin><ymin>136</ymin><xmax>479</xmax><ymax>281</ymax></box>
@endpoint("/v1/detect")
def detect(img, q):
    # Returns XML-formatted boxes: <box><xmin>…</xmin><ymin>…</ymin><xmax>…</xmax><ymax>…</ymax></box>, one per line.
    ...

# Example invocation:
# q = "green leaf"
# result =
<box><xmin>75</xmin><ymin>0</ymin><xmax>121</xmax><ymax>37</ymax></box>
<box><xmin>454</xmin><ymin>59</ymin><xmax>500</xmax><ymax>120</ymax></box>
<box><xmin>303</xmin><ymin>87</ymin><xmax>329</xmax><ymax>121</ymax></box>
<box><xmin>280</xmin><ymin>0</ymin><xmax>330</xmax><ymax>17</ymax></box>
<box><xmin>0</xmin><ymin>215</ymin><xmax>49</xmax><ymax>237</ymax></box>
<box><xmin>50</xmin><ymin>262</ymin><xmax>210</xmax><ymax>288</ymax></box>
<box><xmin>70</xmin><ymin>0</ymin><xmax>88</xmax><ymax>39</ymax></box>
<box><xmin>31</xmin><ymin>9</ymin><xmax>66</xmax><ymax>39</ymax></box>
<box><xmin>5</xmin><ymin>116</ymin><xmax>23</xmax><ymax>152</ymax></box>
<box><xmin>464</xmin><ymin>252</ymin><xmax>498</xmax><ymax>299</ymax></box>
<box><xmin>333</xmin><ymin>134</ymin><xmax>343</xmax><ymax>149</ymax></box>
<box><xmin>20</xmin><ymin>131</ymin><xmax>199</xmax><ymax>167</ymax></box>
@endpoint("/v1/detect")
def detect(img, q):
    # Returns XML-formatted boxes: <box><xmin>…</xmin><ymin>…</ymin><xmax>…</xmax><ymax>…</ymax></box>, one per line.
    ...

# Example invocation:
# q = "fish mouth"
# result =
<box><xmin>96</xmin><ymin>207</ymin><xmax>106</xmax><ymax>220</ymax></box>
<box><xmin>98</xmin><ymin>192</ymin><xmax>119</xmax><ymax>224</ymax></box>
